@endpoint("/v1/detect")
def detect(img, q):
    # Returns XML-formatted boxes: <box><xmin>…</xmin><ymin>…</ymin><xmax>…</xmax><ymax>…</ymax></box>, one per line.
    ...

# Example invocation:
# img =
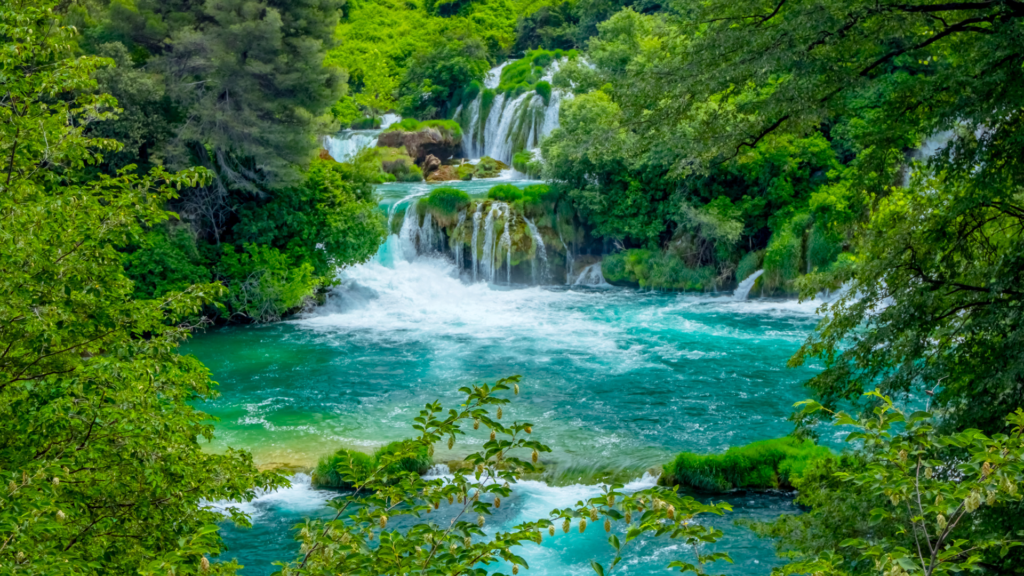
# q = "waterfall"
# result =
<box><xmin>500</xmin><ymin>215</ymin><xmax>513</xmax><ymax>284</ymax></box>
<box><xmin>572</xmin><ymin>263</ymin><xmax>608</xmax><ymax>287</ymax></box>
<box><xmin>479</xmin><ymin>203</ymin><xmax>511</xmax><ymax>284</ymax></box>
<box><xmin>557</xmin><ymin>231</ymin><xmax>574</xmax><ymax>285</ymax></box>
<box><xmin>734</xmin><ymin>270</ymin><xmax>764</xmax><ymax>300</ymax></box>
<box><xmin>524</xmin><ymin>217</ymin><xmax>549</xmax><ymax>284</ymax></box>
<box><xmin>471</xmin><ymin>204</ymin><xmax>483</xmax><ymax>281</ymax></box>
<box><xmin>397</xmin><ymin>200</ymin><xmax>438</xmax><ymax>260</ymax></box>
<box><xmin>457</xmin><ymin>60</ymin><xmax>569</xmax><ymax>164</ymax></box>
<box><xmin>453</xmin><ymin>210</ymin><xmax>467</xmax><ymax>271</ymax></box>
<box><xmin>323</xmin><ymin>131</ymin><xmax>378</xmax><ymax>163</ymax></box>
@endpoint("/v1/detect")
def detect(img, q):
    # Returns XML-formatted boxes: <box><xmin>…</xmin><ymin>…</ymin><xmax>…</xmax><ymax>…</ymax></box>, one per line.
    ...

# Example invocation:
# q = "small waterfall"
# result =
<box><xmin>397</xmin><ymin>201</ymin><xmax>437</xmax><ymax>260</ymax></box>
<box><xmin>471</xmin><ymin>204</ymin><xmax>483</xmax><ymax>281</ymax></box>
<box><xmin>481</xmin><ymin>203</ymin><xmax>509</xmax><ymax>283</ymax></box>
<box><xmin>572</xmin><ymin>263</ymin><xmax>608</xmax><ymax>286</ymax></box>
<box><xmin>323</xmin><ymin>131</ymin><xmax>378</xmax><ymax>163</ymax></box>
<box><xmin>524</xmin><ymin>217</ymin><xmax>549</xmax><ymax>284</ymax></box>
<box><xmin>500</xmin><ymin>214</ymin><xmax>513</xmax><ymax>284</ymax></box>
<box><xmin>734</xmin><ymin>270</ymin><xmax>764</xmax><ymax>300</ymax></box>
<box><xmin>458</xmin><ymin>60</ymin><xmax>568</xmax><ymax>164</ymax></box>
<box><xmin>453</xmin><ymin>210</ymin><xmax>467</xmax><ymax>271</ymax></box>
<box><xmin>557</xmin><ymin>231</ymin><xmax>574</xmax><ymax>285</ymax></box>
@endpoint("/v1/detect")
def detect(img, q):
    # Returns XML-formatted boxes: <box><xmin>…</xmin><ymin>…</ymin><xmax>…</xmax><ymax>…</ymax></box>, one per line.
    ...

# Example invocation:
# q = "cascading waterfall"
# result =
<box><xmin>398</xmin><ymin>201</ymin><xmax>438</xmax><ymax>261</ymax></box>
<box><xmin>572</xmin><ymin>263</ymin><xmax>608</xmax><ymax>286</ymax></box>
<box><xmin>499</xmin><ymin>215</ymin><xmax>513</xmax><ymax>284</ymax></box>
<box><xmin>458</xmin><ymin>60</ymin><xmax>568</xmax><ymax>164</ymax></box>
<box><xmin>733</xmin><ymin>270</ymin><xmax>764</xmax><ymax>300</ymax></box>
<box><xmin>453</xmin><ymin>210</ymin><xmax>467</xmax><ymax>271</ymax></box>
<box><xmin>557</xmin><ymin>231</ymin><xmax>574</xmax><ymax>285</ymax></box>
<box><xmin>322</xmin><ymin>131</ymin><xmax>378</xmax><ymax>163</ymax></box>
<box><xmin>481</xmin><ymin>203</ymin><xmax>509</xmax><ymax>283</ymax></box>
<box><xmin>471</xmin><ymin>204</ymin><xmax>483</xmax><ymax>282</ymax></box>
<box><xmin>524</xmin><ymin>217</ymin><xmax>549</xmax><ymax>284</ymax></box>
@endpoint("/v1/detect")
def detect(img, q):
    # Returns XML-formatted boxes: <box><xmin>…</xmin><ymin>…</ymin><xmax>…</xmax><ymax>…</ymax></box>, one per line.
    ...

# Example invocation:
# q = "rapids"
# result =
<box><xmin>187</xmin><ymin>180</ymin><xmax>837</xmax><ymax>575</ymax></box>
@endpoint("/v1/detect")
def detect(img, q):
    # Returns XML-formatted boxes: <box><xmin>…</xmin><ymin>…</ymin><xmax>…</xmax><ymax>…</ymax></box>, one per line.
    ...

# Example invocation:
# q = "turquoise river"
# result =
<box><xmin>184</xmin><ymin>179</ymin><xmax>841</xmax><ymax>576</ymax></box>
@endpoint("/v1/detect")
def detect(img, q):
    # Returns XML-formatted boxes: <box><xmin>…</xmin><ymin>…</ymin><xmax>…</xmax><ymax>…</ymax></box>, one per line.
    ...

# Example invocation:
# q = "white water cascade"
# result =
<box><xmin>572</xmin><ymin>263</ymin><xmax>609</xmax><ymax>287</ymax></box>
<box><xmin>322</xmin><ymin>113</ymin><xmax>402</xmax><ymax>163</ymax></box>
<box><xmin>480</xmin><ymin>203</ymin><xmax>510</xmax><ymax>283</ymax></box>
<box><xmin>458</xmin><ymin>60</ymin><xmax>567</xmax><ymax>164</ymax></box>
<box><xmin>734</xmin><ymin>269</ymin><xmax>765</xmax><ymax>300</ymax></box>
<box><xmin>524</xmin><ymin>217</ymin><xmax>549</xmax><ymax>284</ymax></box>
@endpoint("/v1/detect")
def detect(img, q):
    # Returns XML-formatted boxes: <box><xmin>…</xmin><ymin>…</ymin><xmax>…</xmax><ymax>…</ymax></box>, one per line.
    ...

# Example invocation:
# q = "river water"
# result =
<box><xmin>186</xmin><ymin>180</ymin><xmax>836</xmax><ymax>575</ymax></box>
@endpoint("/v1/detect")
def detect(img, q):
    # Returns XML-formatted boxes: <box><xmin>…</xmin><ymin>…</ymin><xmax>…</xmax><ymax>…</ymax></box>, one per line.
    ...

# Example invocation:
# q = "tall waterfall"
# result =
<box><xmin>480</xmin><ymin>203</ymin><xmax>509</xmax><ymax>283</ymax></box>
<box><xmin>524</xmin><ymin>217</ymin><xmax>549</xmax><ymax>284</ymax></box>
<box><xmin>459</xmin><ymin>61</ymin><xmax>567</xmax><ymax>163</ymax></box>
<box><xmin>734</xmin><ymin>270</ymin><xmax>764</xmax><ymax>300</ymax></box>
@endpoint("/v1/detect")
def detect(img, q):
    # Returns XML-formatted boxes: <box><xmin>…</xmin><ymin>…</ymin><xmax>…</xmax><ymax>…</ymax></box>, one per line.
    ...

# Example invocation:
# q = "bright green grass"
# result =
<box><xmin>662</xmin><ymin>437</ymin><xmax>834</xmax><ymax>492</ymax></box>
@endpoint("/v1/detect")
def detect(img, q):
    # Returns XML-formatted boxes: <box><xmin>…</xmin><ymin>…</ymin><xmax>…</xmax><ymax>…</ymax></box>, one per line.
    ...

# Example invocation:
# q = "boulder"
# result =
<box><xmin>426</xmin><ymin>165</ymin><xmax>460</xmax><ymax>182</ymax></box>
<box><xmin>377</xmin><ymin>126</ymin><xmax>462</xmax><ymax>163</ymax></box>
<box><xmin>422</xmin><ymin>154</ymin><xmax>441</xmax><ymax>176</ymax></box>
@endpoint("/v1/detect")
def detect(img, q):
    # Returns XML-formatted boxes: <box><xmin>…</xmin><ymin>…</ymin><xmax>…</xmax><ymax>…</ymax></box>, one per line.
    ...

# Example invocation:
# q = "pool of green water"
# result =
<box><xmin>188</xmin><ymin>179</ymin><xmax>836</xmax><ymax>575</ymax></box>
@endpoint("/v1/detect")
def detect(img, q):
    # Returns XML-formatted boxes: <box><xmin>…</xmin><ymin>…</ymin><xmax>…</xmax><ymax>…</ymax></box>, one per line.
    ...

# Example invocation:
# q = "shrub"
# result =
<box><xmin>218</xmin><ymin>243</ymin><xmax>317</xmax><ymax>322</ymax></box>
<box><xmin>398</xmin><ymin>165</ymin><xmax>423</xmax><ymax>182</ymax></box>
<box><xmin>350</xmin><ymin>116</ymin><xmax>382</xmax><ymax>129</ymax></box>
<box><xmin>422</xmin><ymin>187</ymin><xmax>470</xmax><ymax>224</ymax></box>
<box><xmin>311</xmin><ymin>449</ymin><xmax>375</xmax><ymax>489</ymax></box>
<box><xmin>487</xmin><ymin>184</ymin><xmax>523</xmax><ymax>202</ymax></box>
<box><xmin>462</xmin><ymin>80</ymin><xmax>482</xmax><ymax>104</ymax></box>
<box><xmin>661</xmin><ymin>437</ymin><xmax>834</xmax><ymax>492</ymax></box>
<box><xmin>601</xmin><ymin>249</ymin><xmax>717</xmax><ymax>291</ymax></box>
<box><xmin>384</xmin><ymin>118</ymin><xmax>463</xmax><ymax>138</ymax></box>
<box><xmin>534</xmin><ymin>81</ymin><xmax>551</xmax><ymax>105</ymax></box>
<box><xmin>806</xmin><ymin>223</ymin><xmax>843</xmax><ymax>271</ymax></box>
<box><xmin>374</xmin><ymin>441</ymin><xmax>432</xmax><ymax>476</ymax></box>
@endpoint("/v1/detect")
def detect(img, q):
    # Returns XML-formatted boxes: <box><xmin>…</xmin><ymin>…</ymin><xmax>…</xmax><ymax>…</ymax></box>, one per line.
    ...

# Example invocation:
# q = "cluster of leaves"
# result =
<box><xmin>312</xmin><ymin>441</ymin><xmax>432</xmax><ymax>489</ymax></box>
<box><xmin>285</xmin><ymin>377</ymin><xmax>735</xmax><ymax>576</ymax></box>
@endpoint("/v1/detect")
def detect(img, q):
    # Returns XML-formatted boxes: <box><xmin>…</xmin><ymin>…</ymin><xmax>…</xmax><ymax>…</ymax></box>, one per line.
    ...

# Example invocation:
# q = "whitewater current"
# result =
<box><xmin>187</xmin><ymin>181</ymin><xmax>837</xmax><ymax>575</ymax></box>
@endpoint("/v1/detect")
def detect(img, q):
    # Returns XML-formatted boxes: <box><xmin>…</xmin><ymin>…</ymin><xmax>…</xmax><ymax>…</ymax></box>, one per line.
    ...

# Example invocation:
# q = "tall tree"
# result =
<box><xmin>354</xmin><ymin>49</ymin><xmax>397</xmax><ymax>121</ymax></box>
<box><xmin>0</xmin><ymin>3</ymin><xmax>283</xmax><ymax>573</ymax></box>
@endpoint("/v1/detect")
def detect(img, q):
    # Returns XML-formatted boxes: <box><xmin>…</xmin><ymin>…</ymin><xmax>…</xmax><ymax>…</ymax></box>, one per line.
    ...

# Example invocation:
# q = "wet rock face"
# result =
<box><xmin>377</xmin><ymin>127</ymin><xmax>462</xmax><ymax>163</ymax></box>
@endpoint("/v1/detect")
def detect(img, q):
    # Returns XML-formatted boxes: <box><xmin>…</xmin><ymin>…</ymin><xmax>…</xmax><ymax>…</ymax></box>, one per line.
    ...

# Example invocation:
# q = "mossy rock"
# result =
<box><xmin>473</xmin><ymin>157</ymin><xmax>509</xmax><ymax>179</ymax></box>
<box><xmin>457</xmin><ymin>164</ymin><xmax>474</xmax><ymax>181</ymax></box>
<box><xmin>422</xmin><ymin>187</ymin><xmax>471</xmax><ymax>226</ymax></box>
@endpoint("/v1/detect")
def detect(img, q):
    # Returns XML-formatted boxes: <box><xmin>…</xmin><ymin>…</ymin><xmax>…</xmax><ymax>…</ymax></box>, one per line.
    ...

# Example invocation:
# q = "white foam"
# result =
<box><xmin>205</xmin><ymin>473</ymin><xmax>332</xmax><ymax>521</ymax></box>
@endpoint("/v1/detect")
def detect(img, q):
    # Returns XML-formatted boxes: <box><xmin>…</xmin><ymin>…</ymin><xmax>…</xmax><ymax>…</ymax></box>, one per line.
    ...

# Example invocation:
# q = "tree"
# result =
<box><xmin>0</xmin><ymin>3</ymin><xmax>283</xmax><ymax>573</ymax></box>
<box><xmin>778</xmin><ymin>393</ymin><xmax>1024</xmax><ymax>576</ymax></box>
<box><xmin>355</xmin><ymin>50</ymin><xmax>397</xmax><ymax>121</ymax></box>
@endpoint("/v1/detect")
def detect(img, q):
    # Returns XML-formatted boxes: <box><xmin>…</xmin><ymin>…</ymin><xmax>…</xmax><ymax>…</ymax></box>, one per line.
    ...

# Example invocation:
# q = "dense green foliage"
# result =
<box><xmin>0</xmin><ymin>5</ymin><xmax>285</xmax><ymax>573</ymax></box>
<box><xmin>662</xmin><ymin>437</ymin><xmax>833</xmax><ymax>492</ymax></box>
<box><xmin>311</xmin><ymin>441</ymin><xmax>430</xmax><ymax>489</ymax></box>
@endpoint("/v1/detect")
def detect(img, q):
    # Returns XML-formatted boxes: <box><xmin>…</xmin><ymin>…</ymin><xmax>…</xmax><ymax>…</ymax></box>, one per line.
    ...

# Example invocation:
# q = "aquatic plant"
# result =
<box><xmin>312</xmin><ymin>449</ymin><xmax>376</xmax><ymax>489</ymax></box>
<box><xmin>487</xmin><ymin>184</ymin><xmax>524</xmax><ymax>202</ymax></box>
<box><xmin>534</xmin><ymin>81</ymin><xmax>552</xmax><ymax>105</ymax></box>
<box><xmin>374</xmin><ymin>441</ymin><xmax>433</xmax><ymax>476</ymax></box>
<box><xmin>661</xmin><ymin>437</ymin><xmax>833</xmax><ymax>492</ymax></box>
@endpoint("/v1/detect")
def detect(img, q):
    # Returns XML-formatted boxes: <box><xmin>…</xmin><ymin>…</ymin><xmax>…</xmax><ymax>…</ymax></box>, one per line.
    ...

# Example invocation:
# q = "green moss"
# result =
<box><xmin>457</xmin><ymin>164</ymin><xmax>474</xmax><ymax>181</ymax></box>
<box><xmin>487</xmin><ymin>184</ymin><xmax>523</xmax><ymax>202</ymax></box>
<box><xmin>462</xmin><ymin>80</ymin><xmax>482</xmax><ymax>104</ymax></box>
<box><xmin>496</xmin><ymin>49</ymin><xmax>578</xmax><ymax>95</ymax></box>
<box><xmin>473</xmin><ymin>156</ymin><xmax>508</xmax><ymax>179</ymax></box>
<box><xmin>422</xmin><ymin>187</ymin><xmax>471</xmax><ymax>225</ymax></box>
<box><xmin>384</xmin><ymin>118</ymin><xmax>463</xmax><ymax>139</ymax></box>
<box><xmin>311</xmin><ymin>449</ymin><xmax>375</xmax><ymax>489</ymax></box>
<box><xmin>661</xmin><ymin>437</ymin><xmax>834</xmax><ymax>492</ymax></box>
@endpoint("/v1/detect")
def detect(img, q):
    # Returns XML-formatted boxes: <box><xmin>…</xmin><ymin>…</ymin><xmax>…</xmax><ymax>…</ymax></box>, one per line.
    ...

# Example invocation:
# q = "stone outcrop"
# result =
<box><xmin>377</xmin><ymin>127</ymin><xmax>462</xmax><ymax>163</ymax></box>
<box><xmin>422</xmin><ymin>154</ymin><xmax>441</xmax><ymax>176</ymax></box>
<box><xmin>426</xmin><ymin>165</ymin><xmax>459</xmax><ymax>182</ymax></box>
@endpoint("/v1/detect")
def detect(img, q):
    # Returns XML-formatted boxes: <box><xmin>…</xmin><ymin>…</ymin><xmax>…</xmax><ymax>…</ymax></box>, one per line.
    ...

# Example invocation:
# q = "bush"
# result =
<box><xmin>398</xmin><ymin>165</ymin><xmax>423</xmax><ymax>182</ymax></box>
<box><xmin>422</xmin><ymin>186</ymin><xmax>470</xmax><ymax>224</ymax></box>
<box><xmin>385</xmin><ymin>118</ymin><xmax>463</xmax><ymax>139</ymax></box>
<box><xmin>374</xmin><ymin>441</ymin><xmax>432</xmax><ymax>476</ymax></box>
<box><xmin>534</xmin><ymin>81</ymin><xmax>551</xmax><ymax>105</ymax></box>
<box><xmin>462</xmin><ymin>80</ymin><xmax>482</xmax><ymax>104</ymax></box>
<box><xmin>311</xmin><ymin>440</ymin><xmax>432</xmax><ymax>489</ymax></box>
<box><xmin>601</xmin><ymin>249</ymin><xmax>717</xmax><ymax>291</ymax></box>
<box><xmin>487</xmin><ymin>184</ymin><xmax>523</xmax><ymax>202</ymax></box>
<box><xmin>350</xmin><ymin>116</ymin><xmax>382</xmax><ymax>129</ymax></box>
<box><xmin>806</xmin><ymin>223</ymin><xmax>843</xmax><ymax>271</ymax></box>
<box><xmin>218</xmin><ymin>243</ymin><xmax>317</xmax><ymax>322</ymax></box>
<box><xmin>311</xmin><ymin>449</ymin><xmax>375</xmax><ymax>489</ymax></box>
<box><xmin>661</xmin><ymin>437</ymin><xmax>833</xmax><ymax>492</ymax></box>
